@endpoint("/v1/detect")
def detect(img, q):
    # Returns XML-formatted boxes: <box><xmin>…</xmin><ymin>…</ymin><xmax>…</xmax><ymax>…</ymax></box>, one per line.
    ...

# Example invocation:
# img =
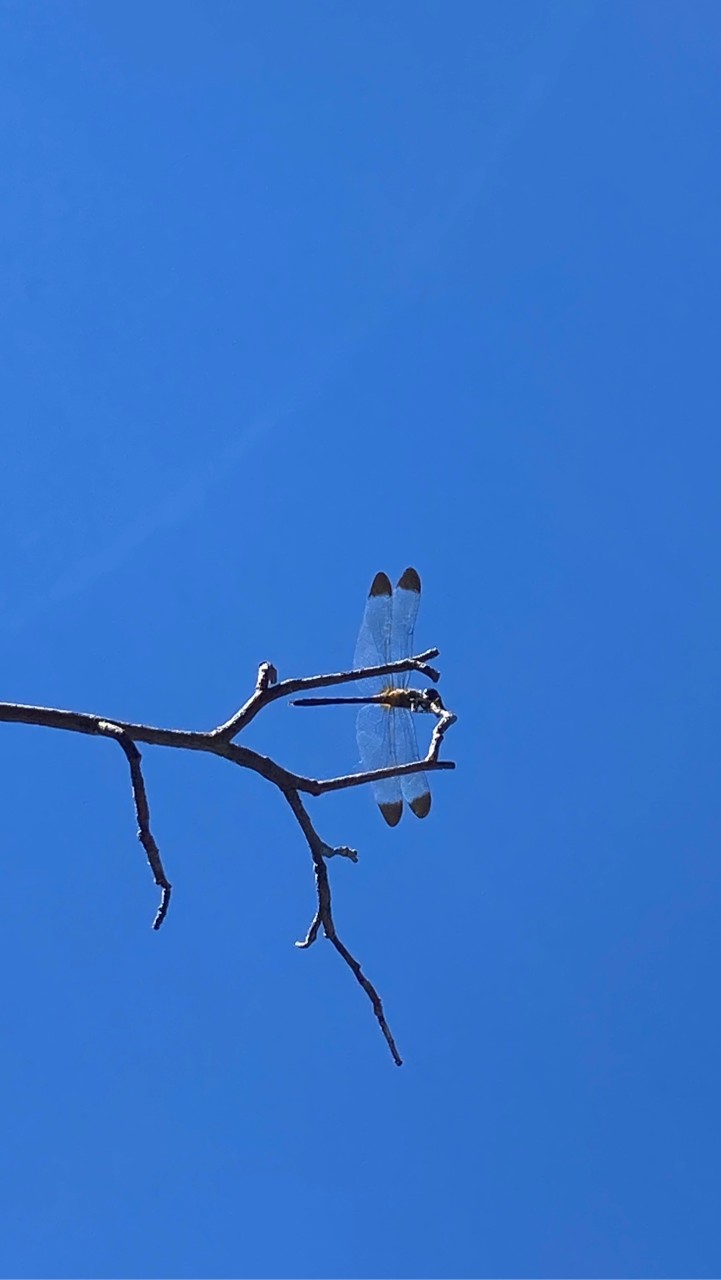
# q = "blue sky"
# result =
<box><xmin>1</xmin><ymin>2</ymin><xmax>720</xmax><ymax>1276</ymax></box>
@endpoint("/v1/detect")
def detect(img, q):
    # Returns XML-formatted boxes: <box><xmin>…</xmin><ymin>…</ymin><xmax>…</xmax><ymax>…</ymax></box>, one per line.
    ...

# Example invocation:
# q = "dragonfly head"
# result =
<box><xmin>410</xmin><ymin>687</ymin><xmax>445</xmax><ymax>714</ymax></box>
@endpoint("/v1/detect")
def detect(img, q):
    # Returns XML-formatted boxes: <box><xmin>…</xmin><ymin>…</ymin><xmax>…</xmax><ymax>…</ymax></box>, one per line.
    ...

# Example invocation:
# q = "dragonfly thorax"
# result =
<box><xmin>379</xmin><ymin>686</ymin><xmax>444</xmax><ymax>713</ymax></box>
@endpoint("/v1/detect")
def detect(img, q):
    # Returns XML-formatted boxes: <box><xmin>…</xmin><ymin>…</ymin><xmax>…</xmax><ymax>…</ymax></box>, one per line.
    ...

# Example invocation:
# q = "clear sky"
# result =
<box><xmin>1</xmin><ymin>3</ymin><xmax>720</xmax><ymax>1277</ymax></box>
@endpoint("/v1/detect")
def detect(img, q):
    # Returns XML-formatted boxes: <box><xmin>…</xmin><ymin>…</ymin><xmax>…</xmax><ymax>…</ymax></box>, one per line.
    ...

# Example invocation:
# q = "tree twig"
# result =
<box><xmin>428</xmin><ymin>706</ymin><xmax>458</xmax><ymax>762</ymax></box>
<box><xmin>213</xmin><ymin>650</ymin><xmax>441</xmax><ymax>739</ymax></box>
<box><xmin>313</xmin><ymin>756</ymin><xmax>454</xmax><ymax>795</ymax></box>
<box><xmin>286</xmin><ymin>789</ymin><xmax>403</xmax><ymax>1066</ymax></box>
<box><xmin>96</xmin><ymin>721</ymin><xmax>172</xmax><ymax>929</ymax></box>
<box><xmin>0</xmin><ymin>701</ymin><xmax>453</xmax><ymax>796</ymax></box>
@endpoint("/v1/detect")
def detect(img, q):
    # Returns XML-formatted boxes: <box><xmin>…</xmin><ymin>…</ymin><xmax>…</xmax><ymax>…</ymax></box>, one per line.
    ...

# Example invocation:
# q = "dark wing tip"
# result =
<box><xmin>409</xmin><ymin>792</ymin><xmax>432</xmax><ymax>820</ymax></box>
<box><xmin>397</xmin><ymin>567</ymin><xmax>421</xmax><ymax>594</ymax></box>
<box><xmin>379</xmin><ymin>800</ymin><xmax>403</xmax><ymax>827</ymax></box>
<box><xmin>370</xmin><ymin>571</ymin><xmax>392</xmax><ymax>598</ymax></box>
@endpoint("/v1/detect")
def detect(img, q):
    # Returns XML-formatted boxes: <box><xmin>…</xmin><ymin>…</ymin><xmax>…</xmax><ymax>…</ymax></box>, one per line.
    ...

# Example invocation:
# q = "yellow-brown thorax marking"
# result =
<box><xmin>378</xmin><ymin>687</ymin><xmax>414</xmax><ymax>709</ymax></box>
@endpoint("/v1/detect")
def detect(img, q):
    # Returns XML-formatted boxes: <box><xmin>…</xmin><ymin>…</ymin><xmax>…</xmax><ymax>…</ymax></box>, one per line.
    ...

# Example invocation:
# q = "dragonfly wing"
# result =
<box><xmin>356</xmin><ymin>703</ymin><xmax>403</xmax><ymax>826</ymax></box>
<box><xmin>397</xmin><ymin>708</ymin><xmax>432</xmax><ymax>819</ymax></box>
<box><xmin>353</xmin><ymin>571</ymin><xmax>392</xmax><ymax>695</ymax></box>
<box><xmin>391</xmin><ymin>568</ymin><xmax>421</xmax><ymax>688</ymax></box>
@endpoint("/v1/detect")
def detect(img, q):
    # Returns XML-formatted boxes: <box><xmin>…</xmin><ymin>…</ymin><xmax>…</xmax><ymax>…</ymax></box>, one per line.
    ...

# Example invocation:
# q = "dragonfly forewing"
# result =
<box><xmin>353</xmin><ymin>571</ymin><xmax>392</xmax><ymax>695</ymax></box>
<box><xmin>391</xmin><ymin>567</ymin><xmax>421</xmax><ymax>690</ymax></box>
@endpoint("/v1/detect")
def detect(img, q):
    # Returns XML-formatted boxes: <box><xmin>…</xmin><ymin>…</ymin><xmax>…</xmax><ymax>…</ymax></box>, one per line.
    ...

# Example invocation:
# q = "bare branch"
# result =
<box><xmin>313</xmin><ymin>757</ymin><xmax>454</xmax><ymax>795</ymax></box>
<box><xmin>327</xmin><ymin>932</ymin><xmax>402</xmax><ymax>1067</ymax></box>
<box><xmin>0</xmin><ymin>702</ymin><xmax>303</xmax><ymax>787</ymax></box>
<box><xmin>285</xmin><ymin>788</ymin><xmax>403</xmax><ymax>1066</ymax></box>
<box><xmin>428</xmin><ymin>707</ymin><xmax>458</xmax><ymax>762</ymax></box>
<box><xmin>96</xmin><ymin>721</ymin><xmax>172</xmax><ymax>929</ymax></box>
<box><xmin>213</xmin><ymin>650</ymin><xmax>441</xmax><ymax>739</ymax></box>
<box><xmin>0</xmin><ymin>702</ymin><xmax>455</xmax><ymax>801</ymax></box>
<box><xmin>0</xmin><ymin>646</ymin><xmax>456</xmax><ymax>1064</ymax></box>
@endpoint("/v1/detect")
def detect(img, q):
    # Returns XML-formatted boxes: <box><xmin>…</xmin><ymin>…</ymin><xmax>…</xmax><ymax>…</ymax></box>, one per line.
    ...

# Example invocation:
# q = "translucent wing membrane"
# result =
<box><xmin>391</xmin><ymin>568</ymin><xmax>421</xmax><ymax>689</ymax></box>
<box><xmin>353</xmin><ymin>571</ymin><xmax>392</xmax><ymax>695</ymax></box>
<box><xmin>356</xmin><ymin>704</ymin><xmax>402</xmax><ymax>826</ymax></box>
<box><xmin>397</xmin><ymin>706</ymin><xmax>431</xmax><ymax>819</ymax></box>
<box><xmin>356</xmin><ymin>703</ymin><xmax>430</xmax><ymax>826</ymax></box>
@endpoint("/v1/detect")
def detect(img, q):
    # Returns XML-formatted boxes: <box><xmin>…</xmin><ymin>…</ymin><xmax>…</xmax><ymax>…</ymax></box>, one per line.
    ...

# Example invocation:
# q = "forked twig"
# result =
<box><xmin>286</xmin><ymin>789</ymin><xmax>403</xmax><ymax>1066</ymax></box>
<box><xmin>214</xmin><ymin>651</ymin><xmax>441</xmax><ymax>739</ymax></box>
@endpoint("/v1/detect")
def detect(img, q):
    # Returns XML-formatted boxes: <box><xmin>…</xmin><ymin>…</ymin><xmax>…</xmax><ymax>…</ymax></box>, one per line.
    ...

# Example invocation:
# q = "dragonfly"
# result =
<box><xmin>293</xmin><ymin>567</ymin><xmax>439</xmax><ymax>826</ymax></box>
